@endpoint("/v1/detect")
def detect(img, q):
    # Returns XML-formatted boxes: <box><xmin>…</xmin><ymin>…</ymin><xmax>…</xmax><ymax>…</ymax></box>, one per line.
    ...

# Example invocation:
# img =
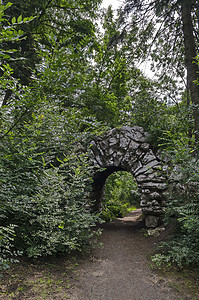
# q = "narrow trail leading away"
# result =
<box><xmin>71</xmin><ymin>210</ymin><xmax>184</xmax><ymax>300</ymax></box>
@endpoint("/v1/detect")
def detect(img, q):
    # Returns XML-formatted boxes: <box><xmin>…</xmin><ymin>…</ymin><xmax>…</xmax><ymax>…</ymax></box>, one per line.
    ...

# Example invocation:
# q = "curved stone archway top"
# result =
<box><xmin>90</xmin><ymin>126</ymin><xmax>167</xmax><ymax>228</ymax></box>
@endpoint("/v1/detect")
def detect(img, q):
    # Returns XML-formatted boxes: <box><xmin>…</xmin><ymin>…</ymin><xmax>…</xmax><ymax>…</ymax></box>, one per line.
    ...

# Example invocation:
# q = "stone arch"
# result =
<box><xmin>90</xmin><ymin>126</ymin><xmax>167</xmax><ymax>228</ymax></box>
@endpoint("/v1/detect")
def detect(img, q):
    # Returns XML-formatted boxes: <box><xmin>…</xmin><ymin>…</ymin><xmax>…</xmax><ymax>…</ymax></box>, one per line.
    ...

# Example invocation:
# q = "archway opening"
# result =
<box><xmin>91</xmin><ymin>167</ymin><xmax>142</xmax><ymax>221</ymax></box>
<box><xmin>101</xmin><ymin>171</ymin><xmax>141</xmax><ymax>221</ymax></box>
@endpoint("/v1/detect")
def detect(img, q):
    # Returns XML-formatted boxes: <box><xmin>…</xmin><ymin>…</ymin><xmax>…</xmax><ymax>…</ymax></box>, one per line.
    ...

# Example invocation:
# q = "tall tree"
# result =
<box><xmin>80</xmin><ymin>6</ymin><xmax>157</xmax><ymax>127</ymax></box>
<box><xmin>1</xmin><ymin>0</ymin><xmax>102</xmax><ymax>105</ymax></box>
<box><xmin>122</xmin><ymin>0</ymin><xmax>199</xmax><ymax>144</ymax></box>
<box><xmin>181</xmin><ymin>0</ymin><xmax>199</xmax><ymax>142</ymax></box>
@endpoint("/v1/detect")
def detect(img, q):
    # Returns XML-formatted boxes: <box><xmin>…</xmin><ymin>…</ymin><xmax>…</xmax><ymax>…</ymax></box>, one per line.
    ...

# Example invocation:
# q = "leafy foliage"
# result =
<box><xmin>0</xmin><ymin>225</ymin><xmax>22</xmax><ymax>276</ymax></box>
<box><xmin>1</xmin><ymin>155</ymin><xmax>98</xmax><ymax>258</ymax></box>
<box><xmin>152</xmin><ymin>145</ymin><xmax>199</xmax><ymax>267</ymax></box>
<box><xmin>0</xmin><ymin>87</ymin><xmax>101</xmax><ymax>258</ymax></box>
<box><xmin>0</xmin><ymin>0</ymin><xmax>103</xmax><ymax>272</ymax></box>
<box><xmin>101</xmin><ymin>171</ymin><xmax>140</xmax><ymax>221</ymax></box>
<box><xmin>0</xmin><ymin>3</ymin><xmax>36</xmax><ymax>273</ymax></box>
<box><xmin>122</xmin><ymin>0</ymin><xmax>199</xmax><ymax>142</ymax></box>
<box><xmin>2</xmin><ymin>0</ymin><xmax>102</xmax><ymax>86</ymax></box>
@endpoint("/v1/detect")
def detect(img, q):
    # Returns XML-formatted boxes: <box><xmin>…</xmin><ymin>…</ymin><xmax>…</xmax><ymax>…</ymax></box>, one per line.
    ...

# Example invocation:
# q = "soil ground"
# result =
<box><xmin>71</xmin><ymin>210</ymin><xmax>199</xmax><ymax>300</ymax></box>
<box><xmin>1</xmin><ymin>210</ymin><xmax>199</xmax><ymax>299</ymax></box>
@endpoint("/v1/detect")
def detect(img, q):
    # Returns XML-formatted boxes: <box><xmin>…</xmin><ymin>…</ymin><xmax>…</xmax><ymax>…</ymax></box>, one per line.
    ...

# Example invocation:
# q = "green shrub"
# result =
<box><xmin>152</xmin><ymin>148</ymin><xmax>199</xmax><ymax>267</ymax></box>
<box><xmin>104</xmin><ymin>171</ymin><xmax>140</xmax><ymax>206</ymax></box>
<box><xmin>0</xmin><ymin>225</ymin><xmax>22</xmax><ymax>276</ymax></box>
<box><xmin>101</xmin><ymin>201</ymin><xmax>129</xmax><ymax>221</ymax></box>
<box><xmin>0</xmin><ymin>152</ymin><xmax>99</xmax><ymax>258</ymax></box>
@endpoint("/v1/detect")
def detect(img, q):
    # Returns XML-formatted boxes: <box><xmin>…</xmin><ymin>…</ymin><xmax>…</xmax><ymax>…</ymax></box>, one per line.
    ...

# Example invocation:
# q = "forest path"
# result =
<box><xmin>71</xmin><ymin>210</ymin><xmax>187</xmax><ymax>300</ymax></box>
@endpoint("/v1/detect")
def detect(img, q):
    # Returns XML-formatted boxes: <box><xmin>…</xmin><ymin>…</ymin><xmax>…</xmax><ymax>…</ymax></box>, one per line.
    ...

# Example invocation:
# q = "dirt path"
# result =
<box><xmin>71</xmin><ymin>210</ymin><xmax>187</xmax><ymax>300</ymax></box>
<box><xmin>1</xmin><ymin>210</ymin><xmax>198</xmax><ymax>299</ymax></box>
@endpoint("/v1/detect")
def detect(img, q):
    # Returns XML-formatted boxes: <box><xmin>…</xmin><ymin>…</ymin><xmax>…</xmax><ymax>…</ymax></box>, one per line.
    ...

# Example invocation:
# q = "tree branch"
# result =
<box><xmin>1</xmin><ymin>89</ymin><xmax>12</xmax><ymax>107</ymax></box>
<box><xmin>0</xmin><ymin>108</ymin><xmax>30</xmax><ymax>141</ymax></box>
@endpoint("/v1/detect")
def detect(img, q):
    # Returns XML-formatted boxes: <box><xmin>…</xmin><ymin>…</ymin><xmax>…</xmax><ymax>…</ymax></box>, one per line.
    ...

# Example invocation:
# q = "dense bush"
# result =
<box><xmin>0</xmin><ymin>225</ymin><xmax>22</xmax><ymax>275</ymax></box>
<box><xmin>101</xmin><ymin>202</ymin><xmax>131</xmax><ymax>222</ymax></box>
<box><xmin>152</xmin><ymin>147</ymin><xmax>199</xmax><ymax>267</ymax></box>
<box><xmin>0</xmin><ymin>1</ymin><xmax>103</xmax><ymax>268</ymax></box>
<box><xmin>0</xmin><ymin>150</ymin><xmax>99</xmax><ymax>258</ymax></box>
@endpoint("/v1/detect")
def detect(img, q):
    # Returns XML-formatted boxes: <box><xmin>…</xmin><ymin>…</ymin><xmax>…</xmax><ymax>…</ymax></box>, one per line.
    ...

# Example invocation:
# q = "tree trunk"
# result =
<box><xmin>181</xmin><ymin>0</ymin><xmax>199</xmax><ymax>146</ymax></box>
<box><xmin>2</xmin><ymin>89</ymin><xmax>12</xmax><ymax>107</ymax></box>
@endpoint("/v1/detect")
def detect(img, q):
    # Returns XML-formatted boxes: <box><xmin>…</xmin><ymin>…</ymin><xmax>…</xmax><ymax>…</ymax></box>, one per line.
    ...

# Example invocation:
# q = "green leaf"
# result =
<box><xmin>18</xmin><ymin>30</ymin><xmax>23</xmax><ymax>36</ymax></box>
<box><xmin>17</xmin><ymin>15</ymin><xmax>22</xmax><ymax>23</ymax></box>
<box><xmin>11</xmin><ymin>17</ymin><xmax>16</xmax><ymax>24</ymax></box>
<box><xmin>42</xmin><ymin>156</ymin><xmax>46</xmax><ymax>167</ymax></box>
<box><xmin>2</xmin><ymin>54</ymin><xmax>10</xmax><ymax>59</ymax></box>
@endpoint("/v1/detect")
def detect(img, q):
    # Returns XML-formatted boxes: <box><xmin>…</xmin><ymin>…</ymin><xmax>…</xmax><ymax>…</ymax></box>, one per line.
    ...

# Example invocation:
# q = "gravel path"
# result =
<box><xmin>72</xmin><ymin>210</ymin><xmax>182</xmax><ymax>300</ymax></box>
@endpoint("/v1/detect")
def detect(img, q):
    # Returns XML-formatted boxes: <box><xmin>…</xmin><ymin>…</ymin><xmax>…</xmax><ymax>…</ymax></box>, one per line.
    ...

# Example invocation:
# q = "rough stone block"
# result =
<box><xmin>134</xmin><ymin>160</ymin><xmax>161</xmax><ymax>176</ymax></box>
<box><xmin>141</xmin><ymin>150</ymin><xmax>156</xmax><ymax>165</ymax></box>
<box><xmin>107</xmin><ymin>148</ymin><xmax>115</xmax><ymax>156</ymax></box>
<box><xmin>113</xmin><ymin>156</ymin><xmax>122</xmax><ymax>167</ymax></box>
<box><xmin>132</xmin><ymin>126</ymin><xmax>145</xmax><ymax>133</ymax></box>
<box><xmin>128</xmin><ymin>140</ymin><xmax>140</xmax><ymax>151</ymax></box>
<box><xmin>140</xmin><ymin>182</ymin><xmax>167</xmax><ymax>190</ymax></box>
<box><xmin>109</xmin><ymin>137</ymin><xmax>118</xmax><ymax>146</ymax></box>
<box><xmin>131</xmin><ymin>161</ymin><xmax>142</xmax><ymax>174</ymax></box>
<box><xmin>136</xmin><ymin>174</ymin><xmax>149</xmax><ymax>183</ymax></box>
<box><xmin>128</xmin><ymin>156</ymin><xmax>137</xmax><ymax>167</ymax></box>
<box><xmin>131</xmin><ymin>130</ymin><xmax>145</xmax><ymax>142</ymax></box>
<box><xmin>145</xmin><ymin>215</ymin><xmax>160</xmax><ymax>228</ymax></box>
<box><xmin>140</xmin><ymin>143</ymin><xmax>150</xmax><ymax>151</ymax></box>
<box><xmin>100</xmin><ymin>140</ymin><xmax>109</xmax><ymax>150</ymax></box>
<box><xmin>140</xmin><ymin>200</ymin><xmax>147</xmax><ymax>206</ymax></box>
<box><xmin>141</xmin><ymin>189</ymin><xmax>151</xmax><ymax>194</ymax></box>
<box><xmin>119</xmin><ymin>137</ymin><xmax>130</xmax><ymax>149</ymax></box>
<box><xmin>148</xmin><ymin>192</ymin><xmax>162</xmax><ymax>200</ymax></box>
<box><xmin>150</xmin><ymin>176</ymin><xmax>166</xmax><ymax>183</ymax></box>
<box><xmin>94</xmin><ymin>155</ymin><xmax>104</xmax><ymax>167</ymax></box>
<box><xmin>147</xmin><ymin>226</ymin><xmax>165</xmax><ymax>236</ymax></box>
<box><xmin>136</xmin><ymin>148</ymin><xmax>145</xmax><ymax>158</ymax></box>
<box><xmin>120</xmin><ymin>125</ymin><xmax>133</xmax><ymax>133</ymax></box>
<box><xmin>151</xmin><ymin>200</ymin><xmax>160</xmax><ymax>206</ymax></box>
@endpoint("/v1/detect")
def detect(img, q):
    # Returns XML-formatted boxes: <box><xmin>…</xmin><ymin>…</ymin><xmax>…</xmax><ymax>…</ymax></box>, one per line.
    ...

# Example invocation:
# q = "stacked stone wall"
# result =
<box><xmin>90</xmin><ymin>126</ymin><xmax>168</xmax><ymax>228</ymax></box>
